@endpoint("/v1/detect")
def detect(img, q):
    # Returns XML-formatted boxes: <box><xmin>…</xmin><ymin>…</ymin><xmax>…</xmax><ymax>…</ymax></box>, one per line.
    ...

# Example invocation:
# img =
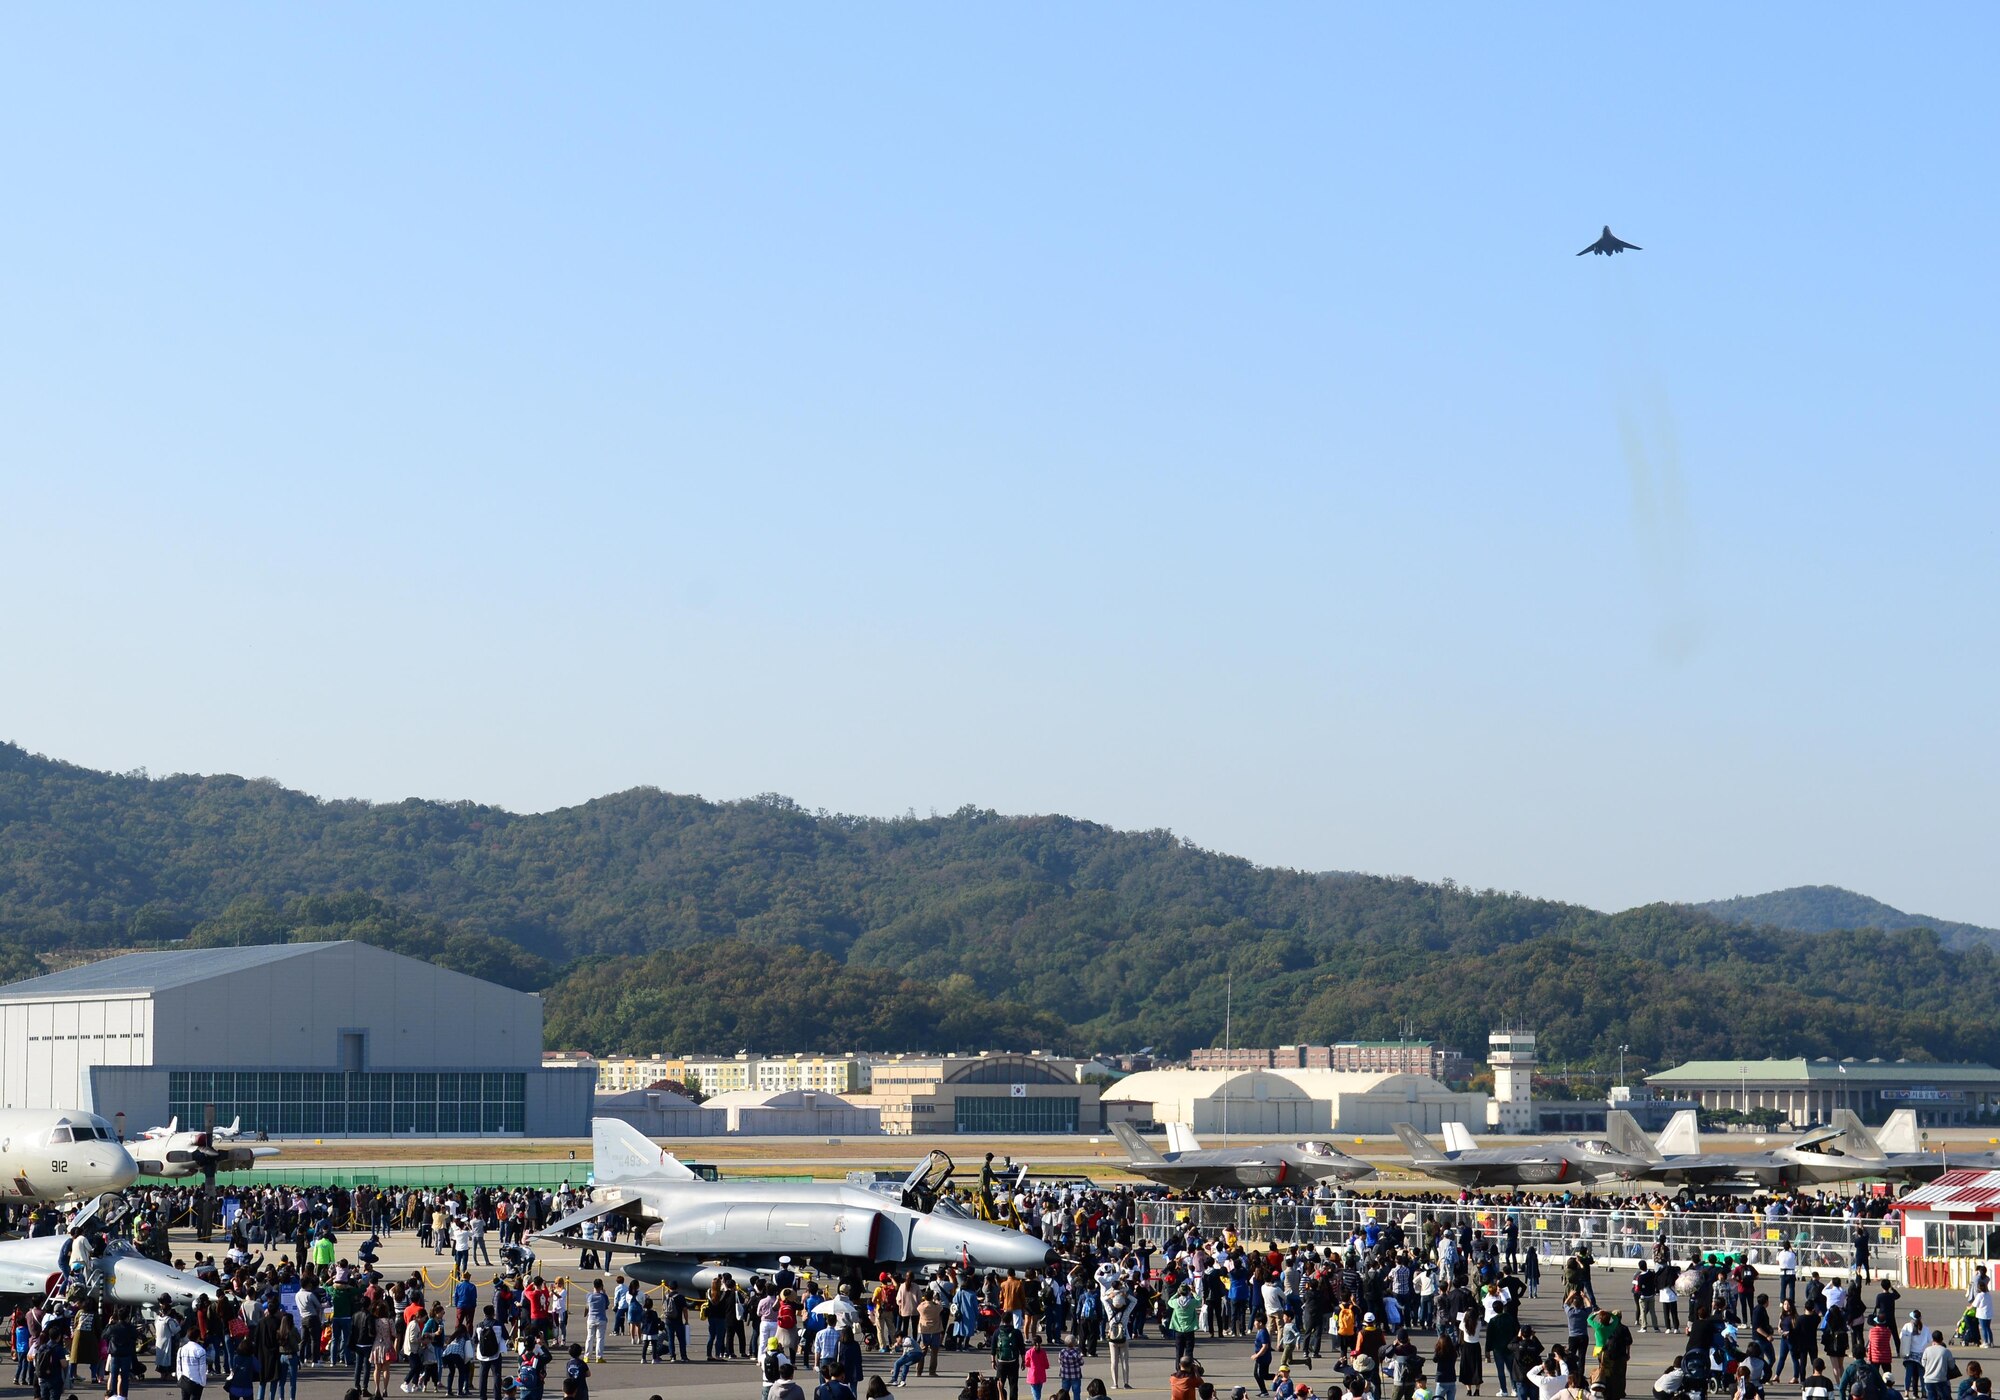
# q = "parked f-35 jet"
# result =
<box><xmin>1110</xmin><ymin>1121</ymin><xmax>1374</xmax><ymax>1190</ymax></box>
<box><xmin>1578</xmin><ymin>226</ymin><xmax>1642</xmax><ymax>256</ymax></box>
<box><xmin>1604</xmin><ymin>1109</ymin><xmax>1886</xmax><ymax>1189</ymax></box>
<box><xmin>536</xmin><ymin>1120</ymin><xmax>1055</xmax><ymax>1291</ymax></box>
<box><xmin>1395</xmin><ymin>1121</ymin><xmax>1652</xmax><ymax>1188</ymax></box>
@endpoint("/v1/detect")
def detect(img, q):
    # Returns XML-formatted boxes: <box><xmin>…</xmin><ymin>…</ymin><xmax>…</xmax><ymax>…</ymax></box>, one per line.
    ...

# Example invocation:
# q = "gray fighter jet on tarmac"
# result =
<box><xmin>1578</xmin><ymin>226</ymin><xmax>1642</xmax><ymax>256</ymax></box>
<box><xmin>1395</xmin><ymin>1121</ymin><xmax>1653</xmax><ymax>1188</ymax></box>
<box><xmin>0</xmin><ymin>1196</ymin><xmax>217</xmax><ymax>1305</ymax></box>
<box><xmin>1820</xmin><ymin>1109</ymin><xmax>1987</xmax><ymax>1184</ymax></box>
<box><xmin>1604</xmin><ymin>1109</ymin><xmax>1883</xmax><ymax>1190</ymax></box>
<box><xmin>1110</xmin><ymin>1121</ymin><xmax>1375</xmax><ymax>1190</ymax></box>
<box><xmin>536</xmin><ymin>1120</ymin><xmax>1056</xmax><ymax>1290</ymax></box>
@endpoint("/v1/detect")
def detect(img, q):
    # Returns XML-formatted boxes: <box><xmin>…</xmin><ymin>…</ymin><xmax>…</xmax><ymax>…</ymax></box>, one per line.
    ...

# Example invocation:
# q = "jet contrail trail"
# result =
<box><xmin>1596</xmin><ymin>270</ymin><xmax>1699</xmax><ymax>663</ymax></box>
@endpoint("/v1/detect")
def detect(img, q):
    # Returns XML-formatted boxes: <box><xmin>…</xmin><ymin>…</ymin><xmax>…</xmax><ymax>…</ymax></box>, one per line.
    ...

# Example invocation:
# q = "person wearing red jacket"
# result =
<box><xmin>1866</xmin><ymin>1315</ymin><xmax>1895</xmax><ymax>1390</ymax></box>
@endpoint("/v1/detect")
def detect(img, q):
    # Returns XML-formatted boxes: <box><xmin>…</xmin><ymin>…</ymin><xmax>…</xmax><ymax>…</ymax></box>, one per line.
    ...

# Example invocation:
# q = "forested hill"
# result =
<box><xmin>1692</xmin><ymin>885</ymin><xmax>2000</xmax><ymax>952</ymax></box>
<box><xmin>3</xmin><ymin>741</ymin><xmax>1997</xmax><ymax>1065</ymax></box>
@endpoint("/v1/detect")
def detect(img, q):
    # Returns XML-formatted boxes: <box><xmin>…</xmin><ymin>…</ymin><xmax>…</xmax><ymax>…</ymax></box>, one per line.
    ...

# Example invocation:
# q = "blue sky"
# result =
<box><xmin>3</xmin><ymin>7</ymin><xmax>1995</xmax><ymax>922</ymax></box>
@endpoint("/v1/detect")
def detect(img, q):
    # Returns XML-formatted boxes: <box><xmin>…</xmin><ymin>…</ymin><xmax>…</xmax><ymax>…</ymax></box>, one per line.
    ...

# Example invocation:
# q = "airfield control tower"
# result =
<box><xmin>1486</xmin><ymin>1030</ymin><xmax>1536</xmax><ymax>1134</ymax></box>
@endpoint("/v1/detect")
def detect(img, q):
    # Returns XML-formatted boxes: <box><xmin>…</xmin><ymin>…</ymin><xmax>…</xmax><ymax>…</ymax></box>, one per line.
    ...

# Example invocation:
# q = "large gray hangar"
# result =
<box><xmin>0</xmin><ymin>942</ymin><xmax>590</xmax><ymax>1138</ymax></box>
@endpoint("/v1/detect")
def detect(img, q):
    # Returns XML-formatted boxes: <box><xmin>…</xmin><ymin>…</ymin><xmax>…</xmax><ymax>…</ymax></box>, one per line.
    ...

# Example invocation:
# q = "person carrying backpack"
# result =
<box><xmin>473</xmin><ymin>1308</ymin><xmax>504</xmax><ymax>1400</ymax></box>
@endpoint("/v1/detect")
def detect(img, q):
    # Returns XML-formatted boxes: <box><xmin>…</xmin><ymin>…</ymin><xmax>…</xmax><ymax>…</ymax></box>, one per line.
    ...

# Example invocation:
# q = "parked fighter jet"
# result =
<box><xmin>536</xmin><ymin>1119</ymin><xmax>1056</xmax><ymax>1290</ymax></box>
<box><xmin>1604</xmin><ymin>1109</ymin><xmax>1883</xmax><ymax>1190</ymax></box>
<box><xmin>131</xmin><ymin>1117</ymin><xmax>278</xmax><ymax>1180</ymax></box>
<box><xmin>1394</xmin><ymin>1122</ymin><xmax>1652</xmax><ymax>1188</ymax></box>
<box><xmin>1577</xmin><ymin>226</ymin><xmax>1642</xmax><ymax>256</ymax></box>
<box><xmin>1818</xmin><ymin>1110</ymin><xmax>1949</xmax><ymax>1183</ymax></box>
<box><xmin>1604</xmin><ymin>1109</ymin><xmax>1771</xmax><ymax>1188</ymax></box>
<box><xmin>1110</xmin><ymin>1122</ymin><xmax>1374</xmax><ymax>1190</ymax></box>
<box><xmin>0</xmin><ymin>1109</ymin><xmax>139</xmax><ymax>1202</ymax></box>
<box><xmin>1817</xmin><ymin>1109</ymin><xmax>1996</xmax><ymax>1184</ymax></box>
<box><xmin>0</xmin><ymin>1197</ymin><xmax>216</xmax><ymax>1305</ymax></box>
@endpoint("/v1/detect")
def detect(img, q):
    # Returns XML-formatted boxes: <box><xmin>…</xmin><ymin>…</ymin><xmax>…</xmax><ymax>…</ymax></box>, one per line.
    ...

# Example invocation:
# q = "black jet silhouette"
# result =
<box><xmin>1577</xmin><ymin>226</ymin><xmax>1641</xmax><ymax>256</ymax></box>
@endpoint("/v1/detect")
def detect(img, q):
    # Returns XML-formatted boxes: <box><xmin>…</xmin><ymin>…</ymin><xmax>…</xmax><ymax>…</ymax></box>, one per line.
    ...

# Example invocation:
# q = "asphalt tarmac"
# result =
<box><xmin>228</xmin><ymin>1231</ymin><xmax>1982</xmax><ymax>1400</ymax></box>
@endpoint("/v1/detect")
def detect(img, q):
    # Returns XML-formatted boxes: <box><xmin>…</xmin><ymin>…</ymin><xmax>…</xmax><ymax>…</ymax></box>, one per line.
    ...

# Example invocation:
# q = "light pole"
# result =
<box><xmin>1618</xmin><ymin>1045</ymin><xmax>1629</xmax><ymax>1090</ymax></box>
<box><xmin>1740</xmin><ymin>1065</ymin><xmax>1749</xmax><ymax>1121</ymax></box>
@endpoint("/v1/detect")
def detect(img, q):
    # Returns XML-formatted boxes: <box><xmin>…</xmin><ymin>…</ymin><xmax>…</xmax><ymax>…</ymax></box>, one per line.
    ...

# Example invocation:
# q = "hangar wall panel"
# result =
<box><xmin>151</xmin><ymin>943</ymin><xmax>539</xmax><ymax>1070</ymax></box>
<box><xmin>0</xmin><ymin>996</ymin><xmax>153</xmax><ymax>1110</ymax></box>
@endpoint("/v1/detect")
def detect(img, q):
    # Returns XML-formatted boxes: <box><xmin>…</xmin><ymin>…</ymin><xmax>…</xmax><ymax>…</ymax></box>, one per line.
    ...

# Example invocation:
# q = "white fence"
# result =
<box><xmin>1132</xmin><ymin>1198</ymin><xmax>1895</xmax><ymax>1274</ymax></box>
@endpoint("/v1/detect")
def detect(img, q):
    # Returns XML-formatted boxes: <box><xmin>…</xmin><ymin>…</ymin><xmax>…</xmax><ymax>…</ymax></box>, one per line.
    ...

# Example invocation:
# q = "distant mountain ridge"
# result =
<box><xmin>1691</xmin><ymin>885</ymin><xmax>2000</xmax><ymax>952</ymax></box>
<box><xmin>8</xmin><ymin>740</ymin><xmax>2000</xmax><ymax>1061</ymax></box>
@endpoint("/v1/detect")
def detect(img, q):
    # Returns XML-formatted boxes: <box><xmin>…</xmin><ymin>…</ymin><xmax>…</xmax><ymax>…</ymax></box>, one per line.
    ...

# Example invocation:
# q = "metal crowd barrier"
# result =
<box><xmin>1132</xmin><ymin>1198</ymin><xmax>1892</xmax><ymax>1271</ymax></box>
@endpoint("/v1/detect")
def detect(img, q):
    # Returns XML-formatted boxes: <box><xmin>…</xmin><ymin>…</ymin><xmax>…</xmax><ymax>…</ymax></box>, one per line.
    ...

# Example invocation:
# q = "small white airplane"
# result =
<box><xmin>0</xmin><ymin>1109</ymin><xmax>139</xmax><ymax>1203</ymax></box>
<box><xmin>131</xmin><ymin>1116</ymin><xmax>278</xmax><ymax>1179</ymax></box>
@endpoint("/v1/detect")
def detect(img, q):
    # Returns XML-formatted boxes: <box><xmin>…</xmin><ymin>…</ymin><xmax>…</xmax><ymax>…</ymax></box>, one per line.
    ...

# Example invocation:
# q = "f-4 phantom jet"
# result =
<box><xmin>536</xmin><ymin>1120</ymin><xmax>1055</xmax><ymax>1291</ymax></box>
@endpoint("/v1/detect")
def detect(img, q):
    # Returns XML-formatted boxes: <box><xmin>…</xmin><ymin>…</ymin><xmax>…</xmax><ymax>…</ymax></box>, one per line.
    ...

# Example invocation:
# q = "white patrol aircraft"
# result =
<box><xmin>0</xmin><ymin>1109</ymin><xmax>139</xmax><ymax>1202</ymax></box>
<box><xmin>131</xmin><ymin>1116</ymin><xmax>279</xmax><ymax>1179</ymax></box>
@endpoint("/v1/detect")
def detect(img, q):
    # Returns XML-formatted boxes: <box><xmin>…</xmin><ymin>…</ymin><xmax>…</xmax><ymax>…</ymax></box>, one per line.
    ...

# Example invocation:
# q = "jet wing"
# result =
<box><xmin>539</xmin><ymin>1194</ymin><xmax>660</xmax><ymax>1242</ymax></box>
<box><xmin>0</xmin><ymin>1234</ymin><xmax>79</xmax><ymax>1294</ymax></box>
<box><xmin>0</xmin><ymin>1250</ymin><xmax>58</xmax><ymax>1297</ymax></box>
<box><xmin>218</xmin><ymin>1145</ymin><xmax>279</xmax><ymax>1169</ymax></box>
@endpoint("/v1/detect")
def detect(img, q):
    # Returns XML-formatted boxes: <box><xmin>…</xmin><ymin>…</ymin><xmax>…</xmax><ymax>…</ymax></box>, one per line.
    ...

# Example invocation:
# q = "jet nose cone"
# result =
<box><xmin>107</xmin><ymin>1254</ymin><xmax>216</xmax><ymax>1307</ymax></box>
<box><xmin>103</xmin><ymin>1147</ymin><xmax>139</xmax><ymax>1191</ymax></box>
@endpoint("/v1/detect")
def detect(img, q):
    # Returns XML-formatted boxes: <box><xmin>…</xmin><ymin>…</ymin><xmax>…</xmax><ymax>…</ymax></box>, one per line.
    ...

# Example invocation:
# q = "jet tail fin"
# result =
<box><xmin>1830</xmin><ymin>1110</ymin><xmax>1885</xmax><ymax>1162</ymax></box>
<box><xmin>1442</xmin><ymin>1121</ymin><xmax>1480</xmax><ymax>1154</ymax></box>
<box><xmin>592</xmin><ymin>1117</ymin><xmax>694</xmax><ymax>1183</ymax></box>
<box><xmin>1164</xmin><ymin>1122</ymin><xmax>1203</xmax><ymax>1155</ymax></box>
<box><xmin>1878</xmin><ymin>1109</ymin><xmax>1921</xmax><ymax>1155</ymax></box>
<box><xmin>1394</xmin><ymin>1123</ymin><xmax>1443</xmax><ymax>1162</ymax></box>
<box><xmin>1110</xmin><ymin>1122</ymin><xmax>1168</xmax><ymax>1165</ymax></box>
<box><xmin>1655</xmin><ymin>1109</ymin><xmax>1701</xmax><ymax>1158</ymax></box>
<box><xmin>1605</xmin><ymin>1110</ymin><xmax>1665</xmax><ymax>1165</ymax></box>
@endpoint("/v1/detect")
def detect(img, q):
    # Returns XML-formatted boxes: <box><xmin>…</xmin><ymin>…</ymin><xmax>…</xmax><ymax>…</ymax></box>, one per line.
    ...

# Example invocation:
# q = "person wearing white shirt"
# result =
<box><xmin>175</xmin><ymin>1334</ymin><xmax>210</xmax><ymax>1400</ymax></box>
<box><xmin>1778</xmin><ymin>1249</ymin><xmax>1799</xmax><ymax>1307</ymax></box>
<box><xmin>1531</xmin><ymin>1355</ymin><xmax>1571</xmax><ymax>1400</ymax></box>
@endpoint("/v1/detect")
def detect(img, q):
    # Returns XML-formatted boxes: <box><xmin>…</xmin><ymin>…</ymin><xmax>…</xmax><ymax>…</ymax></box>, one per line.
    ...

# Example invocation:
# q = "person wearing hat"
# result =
<box><xmin>1274</xmin><ymin>1365</ymin><xmax>1297</xmax><ymax>1400</ymax></box>
<box><xmin>1357</xmin><ymin>1313</ymin><xmax>1386</xmax><ymax>1366</ymax></box>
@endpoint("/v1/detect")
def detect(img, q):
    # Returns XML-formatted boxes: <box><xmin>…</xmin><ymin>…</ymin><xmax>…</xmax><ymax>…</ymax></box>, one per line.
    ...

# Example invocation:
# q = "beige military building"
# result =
<box><xmin>1104</xmin><ymin>1067</ymin><xmax>1488</xmax><ymax>1135</ymax></box>
<box><xmin>861</xmin><ymin>1052</ymin><xmax>1101</xmax><ymax>1134</ymax></box>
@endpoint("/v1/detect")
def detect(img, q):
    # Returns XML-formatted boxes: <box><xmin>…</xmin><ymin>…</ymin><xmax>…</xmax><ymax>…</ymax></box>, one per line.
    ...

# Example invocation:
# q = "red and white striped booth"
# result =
<box><xmin>1894</xmin><ymin>1168</ymin><xmax>2000</xmax><ymax>1288</ymax></box>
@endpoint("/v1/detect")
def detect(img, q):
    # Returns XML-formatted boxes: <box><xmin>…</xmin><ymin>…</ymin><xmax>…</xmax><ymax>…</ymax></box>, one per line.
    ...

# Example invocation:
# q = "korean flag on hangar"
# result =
<box><xmin>1010</xmin><ymin>1083</ymin><xmax>1027</xmax><ymax>1098</ymax></box>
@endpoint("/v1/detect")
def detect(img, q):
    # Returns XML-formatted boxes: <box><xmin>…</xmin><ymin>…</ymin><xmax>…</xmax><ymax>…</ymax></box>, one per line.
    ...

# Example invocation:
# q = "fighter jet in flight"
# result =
<box><xmin>1110</xmin><ymin>1121</ymin><xmax>1374</xmax><ymax>1190</ymax></box>
<box><xmin>1395</xmin><ymin>1122</ymin><xmax>1652</xmax><ymax>1188</ymax></box>
<box><xmin>1577</xmin><ymin>226</ymin><xmax>1642</xmax><ymax>256</ymax></box>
